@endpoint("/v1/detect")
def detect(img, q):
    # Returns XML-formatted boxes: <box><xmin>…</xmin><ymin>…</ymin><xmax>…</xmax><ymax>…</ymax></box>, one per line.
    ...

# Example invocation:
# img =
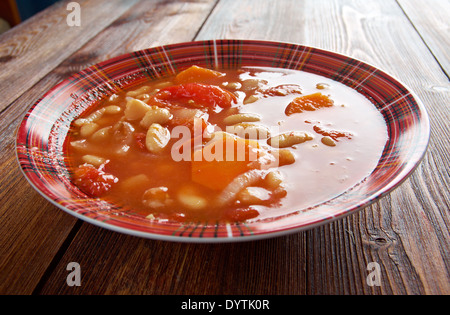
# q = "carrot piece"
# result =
<box><xmin>285</xmin><ymin>92</ymin><xmax>334</xmax><ymax>115</ymax></box>
<box><xmin>191</xmin><ymin>134</ymin><xmax>261</xmax><ymax>191</ymax></box>
<box><xmin>175</xmin><ymin>65</ymin><xmax>225</xmax><ymax>84</ymax></box>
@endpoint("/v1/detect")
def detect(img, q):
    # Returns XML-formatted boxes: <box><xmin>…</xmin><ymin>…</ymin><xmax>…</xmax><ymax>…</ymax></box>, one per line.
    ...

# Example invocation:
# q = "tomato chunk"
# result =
<box><xmin>223</xmin><ymin>208</ymin><xmax>260</xmax><ymax>222</ymax></box>
<box><xmin>285</xmin><ymin>92</ymin><xmax>334</xmax><ymax>115</ymax></box>
<box><xmin>73</xmin><ymin>164</ymin><xmax>118</xmax><ymax>197</ymax></box>
<box><xmin>156</xmin><ymin>83</ymin><xmax>237</xmax><ymax>109</ymax></box>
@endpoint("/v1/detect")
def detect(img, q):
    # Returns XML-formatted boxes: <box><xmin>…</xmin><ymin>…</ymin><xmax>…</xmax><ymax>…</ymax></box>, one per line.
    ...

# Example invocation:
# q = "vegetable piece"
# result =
<box><xmin>262</xmin><ymin>84</ymin><xmax>302</xmax><ymax>96</ymax></box>
<box><xmin>313</xmin><ymin>125</ymin><xmax>353</xmax><ymax>141</ymax></box>
<box><xmin>191</xmin><ymin>133</ymin><xmax>263</xmax><ymax>191</ymax></box>
<box><xmin>285</xmin><ymin>92</ymin><xmax>334</xmax><ymax>115</ymax></box>
<box><xmin>142</xmin><ymin>186</ymin><xmax>171</xmax><ymax>209</ymax></box>
<box><xmin>223</xmin><ymin>208</ymin><xmax>260</xmax><ymax>222</ymax></box>
<box><xmin>145</xmin><ymin>123</ymin><xmax>171</xmax><ymax>153</ymax></box>
<box><xmin>237</xmin><ymin>187</ymin><xmax>272</xmax><ymax>205</ymax></box>
<box><xmin>177</xmin><ymin>185</ymin><xmax>208</xmax><ymax>211</ymax></box>
<box><xmin>223</xmin><ymin>113</ymin><xmax>261</xmax><ymax>125</ymax></box>
<box><xmin>140</xmin><ymin>106</ymin><xmax>172</xmax><ymax>128</ymax></box>
<box><xmin>73</xmin><ymin>163</ymin><xmax>118</xmax><ymax>197</ymax></box>
<box><xmin>267</xmin><ymin>131</ymin><xmax>313</xmax><ymax>148</ymax></box>
<box><xmin>174</xmin><ymin>65</ymin><xmax>225</xmax><ymax>84</ymax></box>
<box><xmin>124</xmin><ymin>98</ymin><xmax>151</xmax><ymax>121</ymax></box>
<box><xmin>156</xmin><ymin>83</ymin><xmax>237</xmax><ymax>109</ymax></box>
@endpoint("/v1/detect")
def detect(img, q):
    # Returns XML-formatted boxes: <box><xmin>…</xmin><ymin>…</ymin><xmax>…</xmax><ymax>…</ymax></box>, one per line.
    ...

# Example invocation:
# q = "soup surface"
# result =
<box><xmin>66</xmin><ymin>65</ymin><xmax>388</xmax><ymax>223</ymax></box>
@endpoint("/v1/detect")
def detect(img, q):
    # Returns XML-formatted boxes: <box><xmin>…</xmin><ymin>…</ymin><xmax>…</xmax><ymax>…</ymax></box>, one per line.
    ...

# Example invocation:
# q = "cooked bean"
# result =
<box><xmin>90</xmin><ymin>126</ymin><xmax>112</xmax><ymax>142</ymax></box>
<box><xmin>223</xmin><ymin>113</ymin><xmax>261</xmax><ymax>125</ymax></box>
<box><xmin>223</xmin><ymin>81</ymin><xmax>242</xmax><ymax>90</ymax></box>
<box><xmin>73</xmin><ymin>108</ymin><xmax>105</xmax><ymax>127</ymax></box>
<box><xmin>81</xmin><ymin>155</ymin><xmax>105</xmax><ymax>167</ymax></box>
<box><xmin>152</xmin><ymin>81</ymin><xmax>173</xmax><ymax>90</ymax></box>
<box><xmin>126</xmin><ymin>85</ymin><xmax>152</xmax><ymax>97</ymax></box>
<box><xmin>215</xmin><ymin>170</ymin><xmax>267</xmax><ymax>206</ymax></box>
<box><xmin>264</xmin><ymin>170</ymin><xmax>284</xmax><ymax>189</ymax></box>
<box><xmin>79</xmin><ymin>122</ymin><xmax>99</xmax><ymax>138</ymax></box>
<box><xmin>103</xmin><ymin>105</ymin><xmax>122</xmax><ymax>115</ymax></box>
<box><xmin>70</xmin><ymin>139</ymin><xmax>86</xmax><ymax>149</ymax></box>
<box><xmin>241</xmin><ymin>79</ymin><xmax>267</xmax><ymax>91</ymax></box>
<box><xmin>121</xmin><ymin>174</ymin><xmax>151</xmax><ymax>192</ymax></box>
<box><xmin>321</xmin><ymin>136</ymin><xmax>336</xmax><ymax>147</ymax></box>
<box><xmin>124</xmin><ymin>98</ymin><xmax>152</xmax><ymax>121</ymax></box>
<box><xmin>177</xmin><ymin>185</ymin><xmax>207</xmax><ymax>211</ymax></box>
<box><xmin>316</xmin><ymin>83</ymin><xmax>330</xmax><ymax>90</ymax></box>
<box><xmin>238</xmin><ymin>187</ymin><xmax>271</xmax><ymax>205</ymax></box>
<box><xmin>140</xmin><ymin>106</ymin><xmax>173</xmax><ymax>128</ymax></box>
<box><xmin>145</xmin><ymin>123</ymin><xmax>170</xmax><ymax>153</ymax></box>
<box><xmin>142</xmin><ymin>186</ymin><xmax>171</xmax><ymax>209</ymax></box>
<box><xmin>243</xmin><ymin>95</ymin><xmax>259</xmax><ymax>104</ymax></box>
<box><xmin>228</xmin><ymin>123</ymin><xmax>270</xmax><ymax>139</ymax></box>
<box><xmin>113</xmin><ymin>121</ymin><xmax>135</xmax><ymax>144</ymax></box>
<box><xmin>276</xmin><ymin>149</ymin><xmax>296</xmax><ymax>166</ymax></box>
<box><xmin>267</xmin><ymin>131</ymin><xmax>313</xmax><ymax>148</ymax></box>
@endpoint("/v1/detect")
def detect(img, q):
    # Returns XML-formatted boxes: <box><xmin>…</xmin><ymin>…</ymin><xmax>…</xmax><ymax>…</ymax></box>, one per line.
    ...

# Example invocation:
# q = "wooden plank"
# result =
<box><xmin>7</xmin><ymin>0</ymin><xmax>447</xmax><ymax>295</ymax></box>
<box><xmin>38</xmin><ymin>223</ymin><xmax>307</xmax><ymax>294</ymax></box>
<box><xmin>0</xmin><ymin>0</ymin><xmax>139</xmax><ymax>113</ymax></box>
<box><xmin>397</xmin><ymin>0</ymin><xmax>450</xmax><ymax>77</ymax></box>
<box><xmin>197</xmin><ymin>0</ymin><xmax>450</xmax><ymax>294</ymax></box>
<box><xmin>0</xmin><ymin>0</ymin><xmax>219</xmax><ymax>295</ymax></box>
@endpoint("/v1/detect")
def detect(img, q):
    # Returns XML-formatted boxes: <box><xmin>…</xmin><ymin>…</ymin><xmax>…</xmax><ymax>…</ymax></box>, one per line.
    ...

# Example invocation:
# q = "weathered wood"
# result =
<box><xmin>38</xmin><ymin>223</ymin><xmax>307</xmax><ymax>295</ymax></box>
<box><xmin>198</xmin><ymin>0</ymin><xmax>450</xmax><ymax>294</ymax></box>
<box><xmin>0</xmin><ymin>0</ymin><xmax>219</xmax><ymax>295</ymax></box>
<box><xmin>0</xmin><ymin>0</ymin><xmax>448</xmax><ymax>296</ymax></box>
<box><xmin>0</xmin><ymin>0</ymin><xmax>140</xmax><ymax>113</ymax></box>
<box><xmin>397</xmin><ymin>0</ymin><xmax>450</xmax><ymax>77</ymax></box>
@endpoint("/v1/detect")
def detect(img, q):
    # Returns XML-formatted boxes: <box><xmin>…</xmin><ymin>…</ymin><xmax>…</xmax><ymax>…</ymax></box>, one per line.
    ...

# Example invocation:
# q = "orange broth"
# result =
<box><xmin>66</xmin><ymin>65</ymin><xmax>388</xmax><ymax>223</ymax></box>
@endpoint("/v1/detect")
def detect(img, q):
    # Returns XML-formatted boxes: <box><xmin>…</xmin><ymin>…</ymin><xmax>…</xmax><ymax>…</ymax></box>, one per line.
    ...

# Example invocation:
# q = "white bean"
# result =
<box><xmin>243</xmin><ymin>95</ymin><xmax>259</xmax><ymax>104</ymax></box>
<box><xmin>177</xmin><ymin>186</ymin><xmax>207</xmax><ymax>211</ymax></box>
<box><xmin>321</xmin><ymin>136</ymin><xmax>336</xmax><ymax>147</ymax></box>
<box><xmin>223</xmin><ymin>113</ymin><xmax>261</xmax><ymax>125</ymax></box>
<box><xmin>103</xmin><ymin>105</ymin><xmax>122</xmax><ymax>115</ymax></box>
<box><xmin>73</xmin><ymin>108</ymin><xmax>105</xmax><ymax>127</ymax></box>
<box><xmin>264</xmin><ymin>171</ymin><xmax>284</xmax><ymax>189</ymax></box>
<box><xmin>90</xmin><ymin>126</ymin><xmax>112</xmax><ymax>142</ymax></box>
<box><xmin>81</xmin><ymin>155</ymin><xmax>105</xmax><ymax>167</ymax></box>
<box><xmin>267</xmin><ymin>131</ymin><xmax>313</xmax><ymax>148</ymax></box>
<box><xmin>126</xmin><ymin>85</ymin><xmax>152</xmax><ymax>97</ymax></box>
<box><xmin>79</xmin><ymin>122</ymin><xmax>99</xmax><ymax>138</ymax></box>
<box><xmin>146</xmin><ymin>123</ymin><xmax>170</xmax><ymax>153</ymax></box>
<box><xmin>142</xmin><ymin>186</ymin><xmax>171</xmax><ymax>209</ymax></box>
<box><xmin>227</xmin><ymin>123</ymin><xmax>270</xmax><ymax>139</ymax></box>
<box><xmin>237</xmin><ymin>187</ymin><xmax>271</xmax><ymax>205</ymax></box>
<box><xmin>124</xmin><ymin>98</ymin><xmax>152</xmax><ymax>121</ymax></box>
<box><xmin>140</xmin><ymin>106</ymin><xmax>172</xmax><ymax>128</ymax></box>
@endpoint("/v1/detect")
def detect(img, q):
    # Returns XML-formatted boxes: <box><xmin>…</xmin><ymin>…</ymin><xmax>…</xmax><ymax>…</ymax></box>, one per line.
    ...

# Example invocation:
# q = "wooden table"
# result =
<box><xmin>1</xmin><ymin>0</ymin><xmax>449</xmax><ymax>297</ymax></box>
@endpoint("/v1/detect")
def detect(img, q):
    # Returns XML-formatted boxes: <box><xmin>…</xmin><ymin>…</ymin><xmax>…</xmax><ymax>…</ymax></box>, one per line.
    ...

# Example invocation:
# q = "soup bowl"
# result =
<box><xmin>16</xmin><ymin>40</ymin><xmax>430</xmax><ymax>242</ymax></box>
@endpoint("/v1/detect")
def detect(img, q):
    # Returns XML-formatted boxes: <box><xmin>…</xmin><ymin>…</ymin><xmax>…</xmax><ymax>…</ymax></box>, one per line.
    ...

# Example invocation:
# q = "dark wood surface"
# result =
<box><xmin>0</xmin><ymin>0</ymin><xmax>448</xmax><ymax>296</ymax></box>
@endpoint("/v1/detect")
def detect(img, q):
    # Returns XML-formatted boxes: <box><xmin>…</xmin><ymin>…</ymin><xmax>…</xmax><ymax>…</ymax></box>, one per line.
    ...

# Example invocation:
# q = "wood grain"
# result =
<box><xmin>0</xmin><ymin>0</ymin><xmax>219</xmax><ymax>295</ymax></box>
<box><xmin>0</xmin><ymin>0</ymin><xmax>140</xmax><ymax>113</ymax></box>
<box><xmin>198</xmin><ymin>0</ymin><xmax>450</xmax><ymax>294</ymax></box>
<box><xmin>0</xmin><ymin>0</ymin><xmax>448</xmax><ymax>296</ymax></box>
<box><xmin>397</xmin><ymin>0</ymin><xmax>450</xmax><ymax>77</ymax></box>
